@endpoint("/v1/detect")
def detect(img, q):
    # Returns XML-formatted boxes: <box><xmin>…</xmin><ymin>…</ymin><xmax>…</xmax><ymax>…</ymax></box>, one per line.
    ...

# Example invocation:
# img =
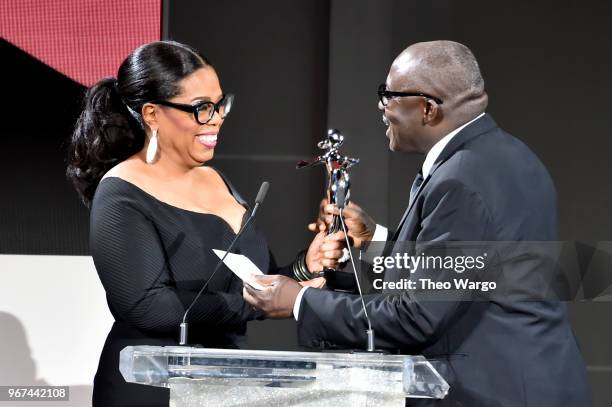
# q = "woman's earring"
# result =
<box><xmin>146</xmin><ymin>129</ymin><xmax>158</xmax><ymax>164</ymax></box>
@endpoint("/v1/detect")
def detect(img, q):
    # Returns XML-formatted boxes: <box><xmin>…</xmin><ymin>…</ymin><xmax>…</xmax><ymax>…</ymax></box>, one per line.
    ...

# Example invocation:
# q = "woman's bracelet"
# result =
<box><xmin>293</xmin><ymin>250</ymin><xmax>315</xmax><ymax>281</ymax></box>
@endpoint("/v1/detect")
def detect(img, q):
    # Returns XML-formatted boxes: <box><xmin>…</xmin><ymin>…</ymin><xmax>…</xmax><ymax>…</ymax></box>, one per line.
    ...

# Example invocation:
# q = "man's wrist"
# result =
<box><xmin>360</xmin><ymin>224</ymin><xmax>388</xmax><ymax>252</ymax></box>
<box><xmin>372</xmin><ymin>224</ymin><xmax>389</xmax><ymax>241</ymax></box>
<box><xmin>293</xmin><ymin>287</ymin><xmax>309</xmax><ymax>321</ymax></box>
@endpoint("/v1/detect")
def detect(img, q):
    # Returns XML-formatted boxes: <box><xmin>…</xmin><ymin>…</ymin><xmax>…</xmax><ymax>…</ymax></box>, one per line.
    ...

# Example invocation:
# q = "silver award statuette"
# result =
<box><xmin>296</xmin><ymin>129</ymin><xmax>359</xmax><ymax>287</ymax></box>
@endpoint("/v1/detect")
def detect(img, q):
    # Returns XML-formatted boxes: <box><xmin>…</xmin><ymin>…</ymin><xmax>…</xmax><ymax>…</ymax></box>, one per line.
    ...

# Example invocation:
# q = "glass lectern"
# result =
<box><xmin>120</xmin><ymin>346</ymin><xmax>449</xmax><ymax>407</ymax></box>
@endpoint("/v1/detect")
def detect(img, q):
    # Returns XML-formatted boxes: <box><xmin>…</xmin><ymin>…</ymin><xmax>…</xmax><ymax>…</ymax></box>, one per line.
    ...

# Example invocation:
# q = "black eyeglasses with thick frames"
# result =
<box><xmin>152</xmin><ymin>93</ymin><xmax>235</xmax><ymax>125</ymax></box>
<box><xmin>377</xmin><ymin>84</ymin><xmax>443</xmax><ymax>106</ymax></box>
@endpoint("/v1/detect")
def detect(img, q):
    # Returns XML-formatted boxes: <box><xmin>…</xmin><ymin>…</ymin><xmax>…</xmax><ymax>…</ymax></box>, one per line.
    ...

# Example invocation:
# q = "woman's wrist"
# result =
<box><xmin>293</xmin><ymin>250</ymin><xmax>315</xmax><ymax>281</ymax></box>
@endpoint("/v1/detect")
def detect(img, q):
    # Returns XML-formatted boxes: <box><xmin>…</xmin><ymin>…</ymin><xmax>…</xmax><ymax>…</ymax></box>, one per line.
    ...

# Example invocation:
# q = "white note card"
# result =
<box><xmin>212</xmin><ymin>249</ymin><xmax>265</xmax><ymax>290</ymax></box>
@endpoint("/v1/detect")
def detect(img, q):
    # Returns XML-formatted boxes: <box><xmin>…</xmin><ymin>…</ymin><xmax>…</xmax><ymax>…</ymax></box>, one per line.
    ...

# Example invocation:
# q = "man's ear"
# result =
<box><xmin>141</xmin><ymin>102</ymin><xmax>158</xmax><ymax>130</ymax></box>
<box><xmin>423</xmin><ymin>99</ymin><xmax>441</xmax><ymax>125</ymax></box>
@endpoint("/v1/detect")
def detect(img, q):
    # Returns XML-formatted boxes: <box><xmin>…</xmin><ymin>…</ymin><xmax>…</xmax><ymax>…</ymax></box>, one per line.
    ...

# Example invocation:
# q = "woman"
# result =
<box><xmin>67</xmin><ymin>41</ymin><xmax>328</xmax><ymax>407</ymax></box>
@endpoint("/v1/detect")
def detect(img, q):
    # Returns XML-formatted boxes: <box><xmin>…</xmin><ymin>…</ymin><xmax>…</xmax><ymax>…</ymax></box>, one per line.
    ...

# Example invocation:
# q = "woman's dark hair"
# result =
<box><xmin>67</xmin><ymin>41</ymin><xmax>211</xmax><ymax>206</ymax></box>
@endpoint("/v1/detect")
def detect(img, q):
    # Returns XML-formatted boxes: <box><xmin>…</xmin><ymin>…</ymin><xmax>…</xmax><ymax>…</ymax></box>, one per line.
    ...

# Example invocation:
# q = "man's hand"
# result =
<box><xmin>243</xmin><ymin>275</ymin><xmax>303</xmax><ymax>319</ymax></box>
<box><xmin>322</xmin><ymin>202</ymin><xmax>376</xmax><ymax>249</ymax></box>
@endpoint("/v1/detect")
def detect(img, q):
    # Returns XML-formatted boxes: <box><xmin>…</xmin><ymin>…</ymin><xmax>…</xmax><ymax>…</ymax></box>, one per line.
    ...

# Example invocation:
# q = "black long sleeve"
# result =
<box><xmin>90</xmin><ymin>177</ymin><xmax>267</xmax><ymax>335</ymax></box>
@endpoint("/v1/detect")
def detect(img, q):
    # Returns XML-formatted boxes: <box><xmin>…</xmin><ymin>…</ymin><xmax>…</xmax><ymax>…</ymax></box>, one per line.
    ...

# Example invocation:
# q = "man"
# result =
<box><xmin>244</xmin><ymin>41</ymin><xmax>591</xmax><ymax>406</ymax></box>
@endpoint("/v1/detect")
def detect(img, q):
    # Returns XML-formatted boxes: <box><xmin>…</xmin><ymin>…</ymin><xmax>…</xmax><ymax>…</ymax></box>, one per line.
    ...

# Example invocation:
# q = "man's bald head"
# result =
<box><xmin>392</xmin><ymin>41</ymin><xmax>487</xmax><ymax>116</ymax></box>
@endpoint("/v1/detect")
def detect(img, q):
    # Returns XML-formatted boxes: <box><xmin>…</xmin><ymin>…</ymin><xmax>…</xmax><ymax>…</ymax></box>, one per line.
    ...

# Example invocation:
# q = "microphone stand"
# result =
<box><xmin>336</xmin><ymin>191</ymin><xmax>375</xmax><ymax>352</ymax></box>
<box><xmin>179</xmin><ymin>182</ymin><xmax>269</xmax><ymax>346</ymax></box>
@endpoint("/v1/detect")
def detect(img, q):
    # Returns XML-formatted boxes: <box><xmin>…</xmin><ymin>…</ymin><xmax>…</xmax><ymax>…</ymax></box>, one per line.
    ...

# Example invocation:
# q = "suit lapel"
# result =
<box><xmin>391</xmin><ymin>175</ymin><xmax>431</xmax><ymax>241</ymax></box>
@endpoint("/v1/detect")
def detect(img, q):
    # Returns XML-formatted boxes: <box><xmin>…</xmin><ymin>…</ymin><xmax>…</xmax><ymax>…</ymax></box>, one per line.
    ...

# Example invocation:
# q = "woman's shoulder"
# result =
<box><xmin>101</xmin><ymin>156</ymin><xmax>147</xmax><ymax>184</ymax></box>
<box><xmin>94</xmin><ymin>158</ymin><xmax>151</xmax><ymax>208</ymax></box>
<box><xmin>101</xmin><ymin>156</ymin><xmax>160</xmax><ymax>195</ymax></box>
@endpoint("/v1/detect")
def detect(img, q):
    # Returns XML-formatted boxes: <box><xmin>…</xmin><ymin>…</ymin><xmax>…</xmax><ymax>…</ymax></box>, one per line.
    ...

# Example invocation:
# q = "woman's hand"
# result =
<box><xmin>307</xmin><ymin>198</ymin><xmax>329</xmax><ymax>234</ymax></box>
<box><xmin>299</xmin><ymin>277</ymin><xmax>327</xmax><ymax>289</ymax></box>
<box><xmin>305</xmin><ymin>227</ymin><xmax>347</xmax><ymax>272</ymax></box>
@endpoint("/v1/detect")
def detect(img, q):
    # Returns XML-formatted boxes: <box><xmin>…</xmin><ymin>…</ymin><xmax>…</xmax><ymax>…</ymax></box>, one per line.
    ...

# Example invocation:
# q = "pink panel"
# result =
<box><xmin>1</xmin><ymin>0</ymin><xmax>161</xmax><ymax>86</ymax></box>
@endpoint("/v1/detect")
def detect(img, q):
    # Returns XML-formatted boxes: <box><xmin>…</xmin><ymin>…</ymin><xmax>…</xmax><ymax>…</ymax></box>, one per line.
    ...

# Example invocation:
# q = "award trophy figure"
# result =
<box><xmin>294</xmin><ymin>129</ymin><xmax>359</xmax><ymax>287</ymax></box>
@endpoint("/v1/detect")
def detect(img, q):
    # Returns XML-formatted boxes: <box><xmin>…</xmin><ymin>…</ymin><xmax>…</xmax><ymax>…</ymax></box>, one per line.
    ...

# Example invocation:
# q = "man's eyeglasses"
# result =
<box><xmin>377</xmin><ymin>84</ymin><xmax>443</xmax><ymax>106</ymax></box>
<box><xmin>152</xmin><ymin>94</ymin><xmax>235</xmax><ymax>125</ymax></box>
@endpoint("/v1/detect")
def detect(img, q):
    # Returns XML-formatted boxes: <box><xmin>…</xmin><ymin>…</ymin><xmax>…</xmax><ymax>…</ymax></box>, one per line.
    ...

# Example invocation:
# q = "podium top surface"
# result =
<box><xmin>127</xmin><ymin>345</ymin><xmax>411</xmax><ymax>364</ymax></box>
<box><xmin>119</xmin><ymin>345</ymin><xmax>449</xmax><ymax>400</ymax></box>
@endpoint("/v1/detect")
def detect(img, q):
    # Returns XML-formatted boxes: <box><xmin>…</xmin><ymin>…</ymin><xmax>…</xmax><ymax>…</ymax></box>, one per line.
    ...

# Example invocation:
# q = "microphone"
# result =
<box><xmin>336</xmin><ymin>188</ymin><xmax>376</xmax><ymax>352</ymax></box>
<box><xmin>251</xmin><ymin>181</ymin><xmax>269</xmax><ymax>217</ymax></box>
<box><xmin>179</xmin><ymin>181</ymin><xmax>270</xmax><ymax>346</ymax></box>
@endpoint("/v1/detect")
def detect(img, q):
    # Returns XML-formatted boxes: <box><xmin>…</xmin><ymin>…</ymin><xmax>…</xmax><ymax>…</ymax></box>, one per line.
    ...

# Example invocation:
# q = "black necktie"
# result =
<box><xmin>409</xmin><ymin>171</ymin><xmax>424</xmax><ymax>206</ymax></box>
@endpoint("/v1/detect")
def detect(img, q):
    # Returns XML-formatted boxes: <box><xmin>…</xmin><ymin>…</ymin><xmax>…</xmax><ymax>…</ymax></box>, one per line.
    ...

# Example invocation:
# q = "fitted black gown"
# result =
<box><xmin>90</xmin><ymin>173</ymin><xmax>289</xmax><ymax>407</ymax></box>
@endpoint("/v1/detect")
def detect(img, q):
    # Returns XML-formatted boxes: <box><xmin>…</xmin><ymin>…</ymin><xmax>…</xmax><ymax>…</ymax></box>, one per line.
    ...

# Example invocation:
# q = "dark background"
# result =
<box><xmin>1</xmin><ymin>0</ymin><xmax>610</xmax><ymax>404</ymax></box>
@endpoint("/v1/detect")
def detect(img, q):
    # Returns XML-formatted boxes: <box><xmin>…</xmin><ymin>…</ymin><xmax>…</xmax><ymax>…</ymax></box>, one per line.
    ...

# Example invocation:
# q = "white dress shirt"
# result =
<box><xmin>293</xmin><ymin>113</ymin><xmax>486</xmax><ymax>320</ymax></box>
<box><xmin>421</xmin><ymin>112</ymin><xmax>484</xmax><ymax>178</ymax></box>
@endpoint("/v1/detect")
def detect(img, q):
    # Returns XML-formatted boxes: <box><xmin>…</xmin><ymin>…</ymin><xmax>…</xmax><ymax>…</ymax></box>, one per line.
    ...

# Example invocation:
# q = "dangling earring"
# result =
<box><xmin>146</xmin><ymin>129</ymin><xmax>158</xmax><ymax>164</ymax></box>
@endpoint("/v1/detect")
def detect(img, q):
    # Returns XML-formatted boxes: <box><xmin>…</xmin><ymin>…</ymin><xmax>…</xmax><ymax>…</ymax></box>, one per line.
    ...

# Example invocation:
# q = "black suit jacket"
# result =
<box><xmin>297</xmin><ymin>114</ymin><xmax>592</xmax><ymax>406</ymax></box>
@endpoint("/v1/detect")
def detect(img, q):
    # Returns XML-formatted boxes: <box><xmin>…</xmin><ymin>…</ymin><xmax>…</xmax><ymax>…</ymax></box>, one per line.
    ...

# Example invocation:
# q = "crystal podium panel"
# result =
<box><xmin>120</xmin><ymin>346</ymin><xmax>449</xmax><ymax>407</ymax></box>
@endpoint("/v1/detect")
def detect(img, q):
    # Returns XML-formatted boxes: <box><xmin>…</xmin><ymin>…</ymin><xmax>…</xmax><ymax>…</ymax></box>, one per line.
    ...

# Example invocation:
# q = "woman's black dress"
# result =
<box><xmin>90</xmin><ymin>174</ymin><xmax>283</xmax><ymax>407</ymax></box>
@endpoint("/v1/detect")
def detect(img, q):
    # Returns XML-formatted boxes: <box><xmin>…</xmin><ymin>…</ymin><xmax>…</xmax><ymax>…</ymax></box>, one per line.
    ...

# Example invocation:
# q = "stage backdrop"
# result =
<box><xmin>0</xmin><ymin>1</ymin><xmax>161</xmax><ymax>406</ymax></box>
